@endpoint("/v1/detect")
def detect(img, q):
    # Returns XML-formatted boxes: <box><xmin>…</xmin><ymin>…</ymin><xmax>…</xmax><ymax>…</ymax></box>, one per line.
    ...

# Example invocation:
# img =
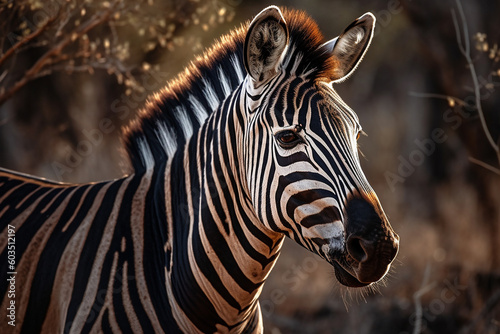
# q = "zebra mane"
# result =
<box><xmin>123</xmin><ymin>8</ymin><xmax>336</xmax><ymax>172</ymax></box>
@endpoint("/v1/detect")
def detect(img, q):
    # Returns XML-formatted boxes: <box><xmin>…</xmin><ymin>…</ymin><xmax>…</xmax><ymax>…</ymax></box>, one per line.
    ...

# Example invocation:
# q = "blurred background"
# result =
<box><xmin>0</xmin><ymin>0</ymin><xmax>499</xmax><ymax>333</ymax></box>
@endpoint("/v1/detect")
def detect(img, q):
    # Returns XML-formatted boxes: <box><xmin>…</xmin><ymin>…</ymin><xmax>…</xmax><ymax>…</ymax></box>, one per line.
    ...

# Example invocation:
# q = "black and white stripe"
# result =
<box><xmin>1</xmin><ymin>6</ymin><xmax>398</xmax><ymax>333</ymax></box>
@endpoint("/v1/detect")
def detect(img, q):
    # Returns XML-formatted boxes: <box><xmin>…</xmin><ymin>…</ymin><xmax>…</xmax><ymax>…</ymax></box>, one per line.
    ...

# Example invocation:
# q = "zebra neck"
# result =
<box><xmin>163</xmin><ymin>88</ymin><xmax>284</xmax><ymax>333</ymax></box>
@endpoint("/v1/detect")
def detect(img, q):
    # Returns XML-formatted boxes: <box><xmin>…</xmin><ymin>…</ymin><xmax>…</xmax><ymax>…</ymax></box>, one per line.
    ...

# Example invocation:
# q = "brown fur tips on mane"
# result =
<box><xmin>123</xmin><ymin>7</ymin><xmax>339</xmax><ymax>172</ymax></box>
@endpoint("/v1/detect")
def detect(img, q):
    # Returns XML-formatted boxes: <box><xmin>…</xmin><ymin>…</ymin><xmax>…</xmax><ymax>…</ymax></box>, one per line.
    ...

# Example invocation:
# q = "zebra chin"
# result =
<box><xmin>332</xmin><ymin>261</ymin><xmax>374</xmax><ymax>288</ymax></box>
<box><xmin>328</xmin><ymin>253</ymin><xmax>393</xmax><ymax>288</ymax></box>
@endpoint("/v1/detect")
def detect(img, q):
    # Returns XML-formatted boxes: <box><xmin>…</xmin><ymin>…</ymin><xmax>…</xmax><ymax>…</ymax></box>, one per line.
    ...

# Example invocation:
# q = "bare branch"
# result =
<box><xmin>468</xmin><ymin>157</ymin><xmax>500</xmax><ymax>175</ymax></box>
<box><xmin>460</xmin><ymin>289</ymin><xmax>500</xmax><ymax>334</ymax></box>
<box><xmin>48</xmin><ymin>60</ymin><xmax>135</xmax><ymax>76</ymax></box>
<box><xmin>451</xmin><ymin>10</ymin><xmax>466</xmax><ymax>56</ymax></box>
<box><xmin>0</xmin><ymin>0</ymin><xmax>231</xmax><ymax>108</ymax></box>
<box><xmin>55</xmin><ymin>3</ymin><xmax>75</xmax><ymax>38</ymax></box>
<box><xmin>453</xmin><ymin>0</ymin><xmax>499</xmax><ymax>156</ymax></box>
<box><xmin>0</xmin><ymin>1</ymin><xmax>118</xmax><ymax>107</ymax></box>
<box><xmin>413</xmin><ymin>263</ymin><xmax>434</xmax><ymax>334</ymax></box>
<box><xmin>408</xmin><ymin>91</ymin><xmax>468</xmax><ymax>108</ymax></box>
<box><xmin>0</xmin><ymin>14</ymin><xmax>58</xmax><ymax>68</ymax></box>
<box><xmin>456</xmin><ymin>0</ymin><xmax>470</xmax><ymax>56</ymax></box>
<box><xmin>17</xmin><ymin>40</ymin><xmax>50</xmax><ymax>54</ymax></box>
<box><xmin>0</xmin><ymin>70</ymin><xmax>7</xmax><ymax>84</ymax></box>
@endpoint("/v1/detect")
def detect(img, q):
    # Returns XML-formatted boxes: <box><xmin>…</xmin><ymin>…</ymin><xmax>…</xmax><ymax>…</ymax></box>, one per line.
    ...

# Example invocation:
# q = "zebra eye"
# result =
<box><xmin>356</xmin><ymin>130</ymin><xmax>365</xmax><ymax>141</ymax></box>
<box><xmin>276</xmin><ymin>129</ymin><xmax>303</xmax><ymax>148</ymax></box>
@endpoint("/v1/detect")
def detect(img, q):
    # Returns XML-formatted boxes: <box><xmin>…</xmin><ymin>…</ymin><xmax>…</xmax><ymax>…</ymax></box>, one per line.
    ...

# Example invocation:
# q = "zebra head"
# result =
<box><xmin>242</xmin><ymin>6</ymin><xmax>399</xmax><ymax>287</ymax></box>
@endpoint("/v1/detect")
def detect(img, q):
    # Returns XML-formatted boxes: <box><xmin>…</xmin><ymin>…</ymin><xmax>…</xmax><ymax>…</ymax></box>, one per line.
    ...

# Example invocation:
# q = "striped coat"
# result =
<box><xmin>0</xmin><ymin>6</ymin><xmax>399</xmax><ymax>333</ymax></box>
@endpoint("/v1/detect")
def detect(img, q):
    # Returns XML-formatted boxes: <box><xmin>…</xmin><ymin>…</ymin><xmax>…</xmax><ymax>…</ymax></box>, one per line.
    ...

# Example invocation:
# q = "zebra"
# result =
<box><xmin>0</xmin><ymin>5</ymin><xmax>399</xmax><ymax>333</ymax></box>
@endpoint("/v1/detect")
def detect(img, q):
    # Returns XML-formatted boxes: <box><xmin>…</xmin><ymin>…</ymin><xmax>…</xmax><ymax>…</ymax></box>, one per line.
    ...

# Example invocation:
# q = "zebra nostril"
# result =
<box><xmin>346</xmin><ymin>236</ymin><xmax>370</xmax><ymax>263</ymax></box>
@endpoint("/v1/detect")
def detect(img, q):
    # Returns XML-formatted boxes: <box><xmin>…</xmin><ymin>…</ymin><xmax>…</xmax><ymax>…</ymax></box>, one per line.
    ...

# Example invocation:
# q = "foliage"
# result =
<box><xmin>0</xmin><ymin>0</ymin><xmax>236</xmax><ymax>105</ymax></box>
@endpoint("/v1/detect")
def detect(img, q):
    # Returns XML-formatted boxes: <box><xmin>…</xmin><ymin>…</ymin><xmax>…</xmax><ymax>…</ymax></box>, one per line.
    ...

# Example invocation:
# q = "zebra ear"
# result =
<box><xmin>322</xmin><ymin>13</ymin><xmax>375</xmax><ymax>83</ymax></box>
<box><xmin>244</xmin><ymin>6</ymin><xmax>289</xmax><ymax>88</ymax></box>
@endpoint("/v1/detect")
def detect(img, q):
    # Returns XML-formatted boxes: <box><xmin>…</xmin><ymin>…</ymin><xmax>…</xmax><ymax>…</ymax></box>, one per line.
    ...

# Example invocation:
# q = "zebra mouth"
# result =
<box><xmin>332</xmin><ymin>261</ymin><xmax>370</xmax><ymax>288</ymax></box>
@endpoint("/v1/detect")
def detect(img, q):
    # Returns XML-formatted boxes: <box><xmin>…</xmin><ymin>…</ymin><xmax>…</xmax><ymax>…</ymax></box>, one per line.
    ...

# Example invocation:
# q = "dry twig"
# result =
<box><xmin>0</xmin><ymin>0</ymin><xmax>238</xmax><ymax>107</ymax></box>
<box><xmin>452</xmin><ymin>0</ymin><xmax>500</xmax><ymax>174</ymax></box>
<box><xmin>413</xmin><ymin>263</ymin><xmax>435</xmax><ymax>334</ymax></box>
<box><xmin>460</xmin><ymin>289</ymin><xmax>500</xmax><ymax>333</ymax></box>
<box><xmin>0</xmin><ymin>2</ymin><xmax>118</xmax><ymax>106</ymax></box>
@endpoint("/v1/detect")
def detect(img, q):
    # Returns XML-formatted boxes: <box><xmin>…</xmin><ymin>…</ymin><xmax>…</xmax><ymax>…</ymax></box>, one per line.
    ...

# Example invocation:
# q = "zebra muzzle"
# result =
<box><xmin>333</xmin><ymin>197</ymin><xmax>400</xmax><ymax>286</ymax></box>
